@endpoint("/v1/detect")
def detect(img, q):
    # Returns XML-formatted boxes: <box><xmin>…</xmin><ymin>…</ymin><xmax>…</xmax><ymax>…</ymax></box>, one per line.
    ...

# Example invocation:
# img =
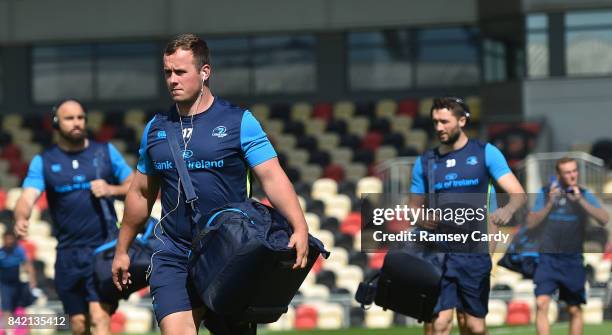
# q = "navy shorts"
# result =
<box><xmin>534</xmin><ymin>254</ymin><xmax>586</xmax><ymax>306</ymax></box>
<box><xmin>1</xmin><ymin>282</ymin><xmax>20</xmax><ymax>312</ymax></box>
<box><xmin>434</xmin><ymin>254</ymin><xmax>492</xmax><ymax>318</ymax></box>
<box><xmin>149</xmin><ymin>238</ymin><xmax>203</xmax><ymax>323</ymax></box>
<box><xmin>55</xmin><ymin>247</ymin><xmax>101</xmax><ymax>316</ymax></box>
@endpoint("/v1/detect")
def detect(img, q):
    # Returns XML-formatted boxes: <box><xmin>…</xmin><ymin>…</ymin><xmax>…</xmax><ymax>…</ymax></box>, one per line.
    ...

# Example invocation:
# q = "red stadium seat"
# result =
<box><xmin>35</xmin><ymin>192</ymin><xmax>48</xmax><ymax>211</ymax></box>
<box><xmin>0</xmin><ymin>189</ymin><xmax>6</xmax><ymax>211</ymax></box>
<box><xmin>361</xmin><ymin>132</ymin><xmax>383</xmax><ymax>152</ymax></box>
<box><xmin>340</xmin><ymin>212</ymin><xmax>361</xmax><ymax>236</ymax></box>
<box><xmin>0</xmin><ymin>144</ymin><xmax>21</xmax><ymax>160</ymax></box>
<box><xmin>9</xmin><ymin>160</ymin><xmax>29</xmax><ymax>180</ymax></box>
<box><xmin>506</xmin><ymin>301</ymin><xmax>530</xmax><ymax>325</ymax></box>
<box><xmin>110</xmin><ymin>311</ymin><xmax>126</xmax><ymax>334</ymax></box>
<box><xmin>18</xmin><ymin>239</ymin><xmax>36</xmax><ymax>260</ymax></box>
<box><xmin>138</xmin><ymin>287</ymin><xmax>150</xmax><ymax>298</ymax></box>
<box><xmin>323</xmin><ymin>164</ymin><xmax>345</xmax><ymax>182</ymax></box>
<box><xmin>398</xmin><ymin>99</ymin><xmax>418</xmax><ymax>118</ymax></box>
<box><xmin>95</xmin><ymin>125</ymin><xmax>117</xmax><ymax>142</ymax></box>
<box><xmin>368</xmin><ymin>251</ymin><xmax>386</xmax><ymax>269</ymax></box>
<box><xmin>311</xmin><ymin>255</ymin><xmax>324</xmax><ymax>274</ymax></box>
<box><xmin>313</xmin><ymin>103</ymin><xmax>333</xmax><ymax>121</ymax></box>
<box><xmin>294</xmin><ymin>305</ymin><xmax>318</xmax><ymax>330</ymax></box>
<box><xmin>604</xmin><ymin>243</ymin><xmax>612</xmax><ymax>260</ymax></box>
<box><xmin>367</xmin><ymin>163</ymin><xmax>377</xmax><ymax>177</ymax></box>
<box><xmin>42</xmin><ymin>115</ymin><xmax>55</xmax><ymax>133</ymax></box>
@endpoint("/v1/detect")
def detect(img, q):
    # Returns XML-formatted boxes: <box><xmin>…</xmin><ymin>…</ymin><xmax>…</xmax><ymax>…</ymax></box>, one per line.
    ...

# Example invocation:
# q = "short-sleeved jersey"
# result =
<box><xmin>137</xmin><ymin>97</ymin><xmax>276</xmax><ymax>251</ymax></box>
<box><xmin>0</xmin><ymin>245</ymin><xmax>26</xmax><ymax>283</ymax></box>
<box><xmin>532</xmin><ymin>187</ymin><xmax>601</xmax><ymax>253</ymax></box>
<box><xmin>22</xmin><ymin>141</ymin><xmax>132</xmax><ymax>249</ymax></box>
<box><xmin>410</xmin><ymin>140</ymin><xmax>511</xmax><ymax>195</ymax></box>
<box><xmin>410</xmin><ymin>140</ymin><xmax>512</xmax><ymax>251</ymax></box>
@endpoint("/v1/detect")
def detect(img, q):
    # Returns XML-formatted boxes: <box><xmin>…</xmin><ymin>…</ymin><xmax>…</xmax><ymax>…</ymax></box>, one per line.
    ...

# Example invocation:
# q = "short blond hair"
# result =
<box><xmin>555</xmin><ymin>157</ymin><xmax>577</xmax><ymax>173</ymax></box>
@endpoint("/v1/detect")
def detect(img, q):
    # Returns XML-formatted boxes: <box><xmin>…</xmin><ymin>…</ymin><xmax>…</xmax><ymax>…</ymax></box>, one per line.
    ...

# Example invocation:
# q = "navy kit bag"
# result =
<box><xmin>93</xmin><ymin>217</ymin><xmax>158</xmax><ymax>303</ymax></box>
<box><xmin>163</xmin><ymin>121</ymin><xmax>330</xmax><ymax>324</ymax></box>
<box><xmin>355</xmin><ymin>247</ymin><xmax>442</xmax><ymax>322</ymax></box>
<box><xmin>92</xmin><ymin>148</ymin><xmax>158</xmax><ymax>303</ymax></box>
<box><xmin>497</xmin><ymin>225</ymin><xmax>539</xmax><ymax>279</ymax></box>
<box><xmin>356</xmin><ymin>154</ymin><xmax>443</xmax><ymax>322</ymax></box>
<box><xmin>189</xmin><ymin>200</ymin><xmax>329</xmax><ymax>323</ymax></box>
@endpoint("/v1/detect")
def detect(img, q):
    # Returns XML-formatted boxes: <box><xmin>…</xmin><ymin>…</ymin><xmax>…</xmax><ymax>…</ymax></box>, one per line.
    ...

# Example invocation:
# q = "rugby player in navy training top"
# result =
<box><xmin>527</xmin><ymin>157</ymin><xmax>608</xmax><ymax>335</ymax></box>
<box><xmin>0</xmin><ymin>230</ymin><xmax>37</xmax><ymax>327</ymax></box>
<box><xmin>111</xmin><ymin>33</ymin><xmax>309</xmax><ymax>335</ymax></box>
<box><xmin>409</xmin><ymin>97</ymin><xmax>526</xmax><ymax>335</ymax></box>
<box><xmin>14</xmin><ymin>99</ymin><xmax>134</xmax><ymax>335</ymax></box>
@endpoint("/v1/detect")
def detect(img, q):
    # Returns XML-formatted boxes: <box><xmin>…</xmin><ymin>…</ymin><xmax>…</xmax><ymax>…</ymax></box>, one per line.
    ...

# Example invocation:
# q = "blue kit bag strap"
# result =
<box><xmin>426</xmin><ymin>152</ymin><xmax>436</xmax><ymax>208</ymax></box>
<box><xmin>163</xmin><ymin>121</ymin><xmax>202</xmax><ymax>225</ymax></box>
<box><xmin>191</xmin><ymin>208</ymin><xmax>256</xmax><ymax>252</ymax></box>
<box><xmin>93</xmin><ymin>148</ymin><xmax>118</xmax><ymax>234</ymax></box>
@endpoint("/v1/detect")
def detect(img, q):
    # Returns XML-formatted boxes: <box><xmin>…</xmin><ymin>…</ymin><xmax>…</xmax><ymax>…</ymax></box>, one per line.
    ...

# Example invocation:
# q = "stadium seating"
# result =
<box><xmin>375</xmin><ymin>99</ymin><xmax>397</xmax><ymax>120</ymax></box>
<box><xmin>294</xmin><ymin>305</ymin><xmax>318</xmax><ymax>330</ymax></box>
<box><xmin>398</xmin><ymin>99</ymin><xmax>418</xmax><ymax>118</ymax></box>
<box><xmin>316</xmin><ymin>302</ymin><xmax>344</xmax><ymax>329</ymax></box>
<box><xmin>120</xmin><ymin>305</ymin><xmax>153</xmax><ymax>333</ymax></box>
<box><xmin>301</xmin><ymin>284</ymin><xmax>331</xmax><ymax>301</ymax></box>
<box><xmin>323</xmin><ymin>247</ymin><xmax>349</xmax><ymax>272</ymax></box>
<box><xmin>333</xmin><ymin>101</ymin><xmax>355</xmax><ymax>120</ymax></box>
<box><xmin>356</xmin><ymin>176</ymin><xmax>383</xmax><ymax>197</ymax></box>
<box><xmin>365</xmin><ymin>305</ymin><xmax>394</xmax><ymax>328</ymax></box>
<box><xmin>340</xmin><ymin>212</ymin><xmax>361</xmax><ymax>236</ymax></box>
<box><xmin>506</xmin><ymin>301</ymin><xmax>531</xmax><ymax>325</ymax></box>
<box><xmin>110</xmin><ymin>310</ymin><xmax>127</xmax><ymax>333</ymax></box>
<box><xmin>335</xmin><ymin>265</ymin><xmax>364</xmax><ymax>295</ymax></box>
<box><xmin>584</xmin><ymin>298</ymin><xmax>604</xmax><ymax>324</ymax></box>
<box><xmin>486</xmin><ymin>300</ymin><xmax>507</xmax><ymax>326</ymax></box>
<box><xmin>311</xmin><ymin>178</ymin><xmax>338</xmax><ymax>201</ymax></box>
<box><xmin>313</xmin><ymin>103</ymin><xmax>333</xmax><ymax>121</ymax></box>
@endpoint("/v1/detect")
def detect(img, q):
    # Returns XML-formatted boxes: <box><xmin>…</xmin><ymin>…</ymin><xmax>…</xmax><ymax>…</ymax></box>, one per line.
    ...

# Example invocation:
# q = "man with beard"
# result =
<box><xmin>410</xmin><ymin>97</ymin><xmax>526</xmax><ymax>335</ymax></box>
<box><xmin>13</xmin><ymin>99</ymin><xmax>134</xmax><ymax>335</ymax></box>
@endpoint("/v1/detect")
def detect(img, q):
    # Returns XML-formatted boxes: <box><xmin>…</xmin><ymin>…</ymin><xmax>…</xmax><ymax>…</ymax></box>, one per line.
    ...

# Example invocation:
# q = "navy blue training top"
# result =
<box><xmin>137</xmin><ymin>97</ymin><xmax>277</xmax><ymax>252</ymax></box>
<box><xmin>22</xmin><ymin>141</ymin><xmax>132</xmax><ymax>249</ymax></box>
<box><xmin>410</xmin><ymin>140</ymin><xmax>512</xmax><ymax>252</ymax></box>
<box><xmin>532</xmin><ymin>187</ymin><xmax>601</xmax><ymax>253</ymax></box>
<box><xmin>0</xmin><ymin>245</ymin><xmax>26</xmax><ymax>283</ymax></box>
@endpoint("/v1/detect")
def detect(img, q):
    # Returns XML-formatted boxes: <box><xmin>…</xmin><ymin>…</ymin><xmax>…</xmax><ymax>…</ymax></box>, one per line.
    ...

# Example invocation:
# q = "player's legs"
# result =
<box><xmin>88</xmin><ymin>302</ymin><xmax>114</xmax><ymax>335</ymax></box>
<box><xmin>450</xmin><ymin>254</ymin><xmax>491</xmax><ymax>334</ymax></box>
<box><xmin>55</xmin><ymin>248</ymin><xmax>89</xmax><ymax>334</ymax></box>
<box><xmin>432</xmin><ymin>309</ymin><xmax>454</xmax><ymax>335</ymax></box>
<box><xmin>535</xmin><ymin>295</ymin><xmax>552</xmax><ymax>335</ymax></box>
<box><xmin>56</xmin><ymin>276</ymin><xmax>90</xmax><ymax>335</ymax></box>
<box><xmin>463</xmin><ymin>313</ymin><xmax>487</xmax><ymax>335</ymax></box>
<box><xmin>423</xmin><ymin>322</ymin><xmax>433</xmax><ymax>335</ymax></box>
<box><xmin>456</xmin><ymin>311</ymin><xmax>470</xmax><ymax>335</ymax></box>
<box><xmin>1</xmin><ymin>284</ymin><xmax>17</xmax><ymax>335</ymax></box>
<box><xmin>69</xmin><ymin>314</ymin><xmax>88</xmax><ymax>335</ymax></box>
<box><xmin>424</xmin><ymin>311</ymin><xmax>468</xmax><ymax>335</ymax></box>
<box><xmin>159</xmin><ymin>307</ymin><xmax>205</xmax><ymax>335</ymax></box>
<box><xmin>557</xmin><ymin>256</ymin><xmax>586</xmax><ymax>335</ymax></box>
<box><xmin>149</xmin><ymin>245</ymin><xmax>204</xmax><ymax>334</ymax></box>
<box><xmin>567</xmin><ymin>305</ymin><xmax>583</xmax><ymax>335</ymax></box>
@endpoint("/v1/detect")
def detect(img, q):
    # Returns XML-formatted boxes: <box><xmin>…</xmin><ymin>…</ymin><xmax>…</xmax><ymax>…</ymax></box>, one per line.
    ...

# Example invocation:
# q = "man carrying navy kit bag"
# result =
<box><xmin>111</xmin><ymin>33</ymin><xmax>317</xmax><ymax>335</ymax></box>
